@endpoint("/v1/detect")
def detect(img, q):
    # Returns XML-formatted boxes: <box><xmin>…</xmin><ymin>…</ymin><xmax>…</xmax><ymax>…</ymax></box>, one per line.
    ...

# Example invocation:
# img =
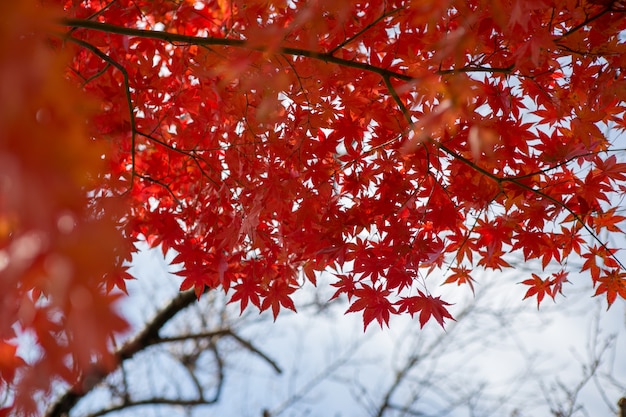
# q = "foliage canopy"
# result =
<box><xmin>2</xmin><ymin>0</ymin><xmax>626</xmax><ymax>413</ymax></box>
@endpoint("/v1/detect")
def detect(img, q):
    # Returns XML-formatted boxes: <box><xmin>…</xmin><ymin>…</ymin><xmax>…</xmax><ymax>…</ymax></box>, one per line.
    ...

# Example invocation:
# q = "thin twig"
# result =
<box><xmin>63</xmin><ymin>35</ymin><xmax>138</xmax><ymax>189</ymax></box>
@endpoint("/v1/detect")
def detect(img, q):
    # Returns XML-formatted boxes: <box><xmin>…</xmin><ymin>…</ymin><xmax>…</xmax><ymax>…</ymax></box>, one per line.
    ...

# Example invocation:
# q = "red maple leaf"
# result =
<box><xmin>520</xmin><ymin>274</ymin><xmax>555</xmax><ymax>308</ymax></box>
<box><xmin>550</xmin><ymin>270</ymin><xmax>570</xmax><ymax>297</ymax></box>
<box><xmin>104</xmin><ymin>265</ymin><xmax>136</xmax><ymax>295</ymax></box>
<box><xmin>261</xmin><ymin>279</ymin><xmax>298</xmax><ymax>320</ymax></box>
<box><xmin>346</xmin><ymin>284</ymin><xmax>396</xmax><ymax>331</ymax></box>
<box><xmin>229</xmin><ymin>277</ymin><xmax>263</xmax><ymax>314</ymax></box>
<box><xmin>177</xmin><ymin>268</ymin><xmax>212</xmax><ymax>299</ymax></box>
<box><xmin>442</xmin><ymin>266</ymin><xmax>476</xmax><ymax>294</ymax></box>
<box><xmin>396</xmin><ymin>291</ymin><xmax>455</xmax><ymax>328</ymax></box>
<box><xmin>330</xmin><ymin>274</ymin><xmax>358</xmax><ymax>301</ymax></box>
<box><xmin>594</xmin><ymin>270</ymin><xmax>626</xmax><ymax>308</ymax></box>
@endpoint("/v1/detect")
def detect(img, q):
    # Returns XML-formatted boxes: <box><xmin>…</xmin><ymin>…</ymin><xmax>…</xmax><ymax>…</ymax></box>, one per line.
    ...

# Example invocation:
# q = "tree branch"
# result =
<box><xmin>45</xmin><ymin>288</ymin><xmax>208</xmax><ymax>417</ymax></box>
<box><xmin>227</xmin><ymin>331</ymin><xmax>283</xmax><ymax>374</ymax></box>
<box><xmin>58</xmin><ymin>18</ymin><xmax>514</xmax><ymax>81</ymax></box>
<box><xmin>157</xmin><ymin>329</ymin><xmax>283</xmax><ymax>374</ymax></box>
<box><xmin>87</xmin><ymin>397</ymin><xmax>217</xmax><ymax>417</ymax></box>
<box><xmin>63</xmin><ymin>35</ymin><xmax>138</xmax><ymax>189</ymax></box>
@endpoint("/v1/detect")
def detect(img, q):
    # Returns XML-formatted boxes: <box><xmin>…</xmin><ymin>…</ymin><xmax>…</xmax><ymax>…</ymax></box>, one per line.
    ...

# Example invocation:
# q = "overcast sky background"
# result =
<box><xmin>79</xmin><ymin>242</ymin><xmax>626</xmax><ymax>417</ymax></box>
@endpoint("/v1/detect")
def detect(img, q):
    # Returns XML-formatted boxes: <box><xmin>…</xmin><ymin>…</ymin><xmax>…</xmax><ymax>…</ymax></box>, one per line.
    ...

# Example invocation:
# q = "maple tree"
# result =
<box><xmin>2</xmin><ymin>0</ymin><xmax>626</xmax><ymax>413</ymax></box>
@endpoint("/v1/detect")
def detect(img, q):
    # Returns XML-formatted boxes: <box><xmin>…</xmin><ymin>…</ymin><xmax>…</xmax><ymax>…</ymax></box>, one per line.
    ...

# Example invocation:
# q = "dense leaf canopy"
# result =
<box><xmin>2</xmin><ymin>0</ymin><xmax>626</xmax><ymax>413</ymax></box>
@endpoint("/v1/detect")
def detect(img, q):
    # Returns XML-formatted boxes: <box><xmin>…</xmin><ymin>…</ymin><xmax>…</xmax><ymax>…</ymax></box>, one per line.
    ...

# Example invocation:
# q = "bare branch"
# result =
<box><xmin>45</xmin><ymin>288</ymin><xmax>207</xmax><ymax>417</ymax></box>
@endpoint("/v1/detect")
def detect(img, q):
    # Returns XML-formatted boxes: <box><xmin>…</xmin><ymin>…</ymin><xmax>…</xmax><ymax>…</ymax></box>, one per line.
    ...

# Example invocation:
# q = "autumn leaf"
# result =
<box><xmin>442</xmin><ymin>266</ymin><xmax>476</xmax><ymax>294</ymax></box>
<box><xmin>260</xmin><ymin>279</ymin><xmax>298</xmax><ymax>320</ymax></box>
<box><xmin>396</xmin><ymin>291</ymin><xmax>455</xmax><ymax>328</ymax></box>
<box><xmin>177</xmin><ymin>269</ymin><xmax>212</xmax><ymax>299</ymax></box>
<box><xmin>229</xmin><ymin>277</ymin><xmax>263</xmax><ymax>314</ymax></box>
<box><xmin>330</xmin><ymin>274</ymin><xmax>358</xmax><ymax>301</ymax></box>
<box><xmin>0</xmin><ymin>1</ymin><xmax>129</xmax><ymax>413</ymax></box>
<box><xmin>346</xmin><ymin>284</ymin><xmax>396</xmax><ymax>331</ymax></box>
<box><xmin>520</xmin><ymin>274</ymin><xmax>555</xmax><ymax>308</ymax></box>
<box><xmin>594</xmin><ymin>270</ymin><xmax>626</xmax><ymax>308</ymax></box>
<box><xmin>104</xmin><ymin>265</ymin><xmax>136</xmax><ymax>295</ymax></box>
<box><xmin>550</xmin><ymin>270</ymin><xmax>570</xmax><ymax>297</ymax></box>
<box><xmin>581</xmin><ymin>246</ymin><xmax>620</xmax><ymax>284</ymax></box>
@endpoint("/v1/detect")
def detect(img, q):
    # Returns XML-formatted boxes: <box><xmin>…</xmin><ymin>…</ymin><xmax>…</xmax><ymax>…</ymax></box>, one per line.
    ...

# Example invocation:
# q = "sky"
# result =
<box><xmin>64</xmin><ymin>242</ymin><xmax>626</xmax><ymax>417</ymax></box>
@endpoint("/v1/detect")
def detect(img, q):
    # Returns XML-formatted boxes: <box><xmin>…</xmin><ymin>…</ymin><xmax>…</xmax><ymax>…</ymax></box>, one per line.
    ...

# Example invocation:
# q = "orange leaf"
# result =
<box><xmin>520</xmin><ymin>274</ymin><xmax>554</xmax><ymax>308</ymax></box>
<box><xmin>594</xmin><ymin>270</ymin><xmax>626</xmax><ymax>308</ymax></box>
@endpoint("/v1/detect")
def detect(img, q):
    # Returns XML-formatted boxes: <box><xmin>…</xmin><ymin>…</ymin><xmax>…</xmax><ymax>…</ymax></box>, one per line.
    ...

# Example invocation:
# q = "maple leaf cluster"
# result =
<box><xmin>3</xmin><ymin>0</ymin><xmax>626</xmax><ymax>412</ymax></box>
<box><xmin>54</xmin><ymin>0</ymin><xmax>626</xmax><ymax>326</ymax></box>
<box><xmin>0</xmin><ymin>1</ymin><xmax>128</xmax><ymax>414</ymax></box>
